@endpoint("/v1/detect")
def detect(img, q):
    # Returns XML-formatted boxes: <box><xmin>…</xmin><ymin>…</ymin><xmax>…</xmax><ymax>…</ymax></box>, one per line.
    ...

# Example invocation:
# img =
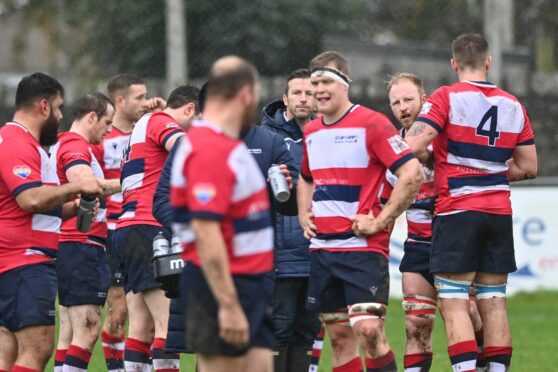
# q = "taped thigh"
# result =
<box><xmin>402</xmin><ymin>294</ymin><xmax>437</xmax><ymax>319</ymax></box>
<box><xmin>347</xmin><ymin>303</ymin><xmax>386</xmax><ymax>327</ymax></box>
<box><xmin>319</xmin><ymin>308</ymin><xmax>349</xmax><ymax>326</ymax></box>
<box><xmin>434</xmin><ymin>276</ymin><xmax>472</xmax><ymax>300</ymax></box>
<box><xmin>474</xmin><ymin>282</ymin><xmax>507</xmax><ymax>300</ymax></box>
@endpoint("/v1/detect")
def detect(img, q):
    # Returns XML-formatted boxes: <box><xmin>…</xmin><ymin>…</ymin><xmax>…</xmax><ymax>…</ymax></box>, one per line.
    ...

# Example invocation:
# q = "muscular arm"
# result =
<box><xmin>507</xmin><ymin>144</ymin><xmax>537</xmax><ymax>181</ymax></box>
<box><xmin>15</xmin><ymin>182</ymin><xmax>83</xmax><ymax>213</ymax></box>
<box><xmin>164</xmin><ymin>132</ymin><xmax>185</xmax><ymax>153</ymax></box>
<box><xmin>404</xmin><ymin>121</ymin><xmax>439</xmax><ymax>163</ymax></box>
<box><xmin>297</xmin><ymin>176</ymin><xmax>317</xmax><ymax>238</ymax></box>
<box><xmin>98</xmin><ymin>178</ymin><xmax>121</xmax><ymax>196</ymax></box>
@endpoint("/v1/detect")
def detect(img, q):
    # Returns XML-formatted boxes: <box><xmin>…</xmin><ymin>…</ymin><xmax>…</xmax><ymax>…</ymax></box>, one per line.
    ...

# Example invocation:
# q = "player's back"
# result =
<box><xmin>118</xmin><ymin>112</ymin><xmax>183</xmax><ymax>228</ymax></box>
<box><xmin>419</xmin><ymin>81</ymin><xmax>534</xmax><ymax>215</ymax></box>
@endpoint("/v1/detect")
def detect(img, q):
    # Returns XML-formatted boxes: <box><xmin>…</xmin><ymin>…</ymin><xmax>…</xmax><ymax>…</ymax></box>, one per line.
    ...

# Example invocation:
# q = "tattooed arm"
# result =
<box><xmin>404</xmin><ymin>121</ymin><xmax>439</xmax><ymax>163</ymax></box>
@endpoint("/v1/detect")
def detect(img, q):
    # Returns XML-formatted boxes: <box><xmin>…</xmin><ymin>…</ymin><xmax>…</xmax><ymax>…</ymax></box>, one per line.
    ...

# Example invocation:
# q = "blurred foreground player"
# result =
<box><xmin>113</xmin><ymin>85</ymin><xmax>198</xmax><ymax>371</ymax></box>
<box><xmin>53</xmin><ymin>92</ymin><xmax>120</xmax><ymax>371</ymax></box>
<box><xmin>171</xmin><ymin>56</ymin><xmax>274</xmax><ymax>372</ymax></box>
<box><xmin>0</xmin><ymin>73</ymin><xmax>102</xmax><ymax>372</ymax></box>
<box><xmin>405</xmin><ymin>33</ymin><xmax>537</xmax><ymax>371</ymax></box>
<box><xmin>298</xmin><ymin>51</ymin><xmax>423</xmax><ymax>372</ymax></box>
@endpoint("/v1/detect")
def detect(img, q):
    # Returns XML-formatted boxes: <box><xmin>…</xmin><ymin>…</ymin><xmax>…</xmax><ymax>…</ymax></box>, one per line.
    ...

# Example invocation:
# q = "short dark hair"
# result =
<box><xmin>309</xmin><ymin>51</ymin><xmax>350</xmax><ymax>76</ymax></box>
<box><xmin>73</xmin><ymin>92</ymin><xmax>114</xmax><ymax>121</ymax></box>
<box><xmin>452</xmin><ymin>33</ymin><xmax>489</xmax><ymax>70</ymax></box>
<box><xmin>284</xmin><ymin>69</ymin><xmax>311</xmax><ymax>95</ymax></box>
<box><xmin>15</xmin><ymin>72</ymin><xmax>64</xmax><ymax>110</ymax></box>
<box><xmin>206</xmin><ymin>58</ymin><xmax>259</xmax><ymax>99</ymax></box>
<box><xmin>166</xmin><ymin>85</ymin><xmax>200</xmax><ymax>112</ymax></box>
<box><xmin>107</xmin><ymin>74</ymin><xmax>145</xmax><ymax>101</ymax></box>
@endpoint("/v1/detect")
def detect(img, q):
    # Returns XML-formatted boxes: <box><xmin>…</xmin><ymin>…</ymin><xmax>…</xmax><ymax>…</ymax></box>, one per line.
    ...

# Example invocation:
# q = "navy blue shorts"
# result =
<box><xmin>106</xmin><ymin>229</ymin><xmax>125</xmax><ymax>286</ymax></box>
<box><xmin>180</xmin><ymin>264</ymin><xmax>274</xmax><ymax>356</ymax></box>
<box><xmin>112</xmin><ymin>225</ymin><xmax>171</xmax><ymax>294</ymax></box>
<box><xmin>0</xmin><ymin>262</ymin><xmax>57</xmax><ymax>331</ymax></box>
<box><xmin>400</xmin><ymin>241</ymin><xmax>434</xmax><ymax>287</ymax></box>
<box><xmin>431</xmin><ymin>211</ymin><xmax>516</xmax><ymax>274</ymax></box>
<box><xmin>56</xmin><ymin>242</ymin><xmax>111</xmax><ymax>307</ymax></box>
<box><xmin>306</xmin><ymin>250</ymin><xmax>390</xmax><ymax>313</ymax></box>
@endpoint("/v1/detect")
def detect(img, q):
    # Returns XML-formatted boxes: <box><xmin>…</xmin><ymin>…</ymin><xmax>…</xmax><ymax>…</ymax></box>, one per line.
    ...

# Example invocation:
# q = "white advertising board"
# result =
<box><xmin>388</xmin><ymin>186</ymin><xmax>558</xmax><ymax>297</ymax></box>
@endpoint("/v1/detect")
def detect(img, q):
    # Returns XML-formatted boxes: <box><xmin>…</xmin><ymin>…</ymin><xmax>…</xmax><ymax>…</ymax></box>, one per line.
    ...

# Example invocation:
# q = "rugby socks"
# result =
<box><xmin>333</xmin><ymin>356</ymin><xmax>363</xmax><ymax>372</ymax></box>
<box><xmin>10</xmin><ymin>366</ymin><xmax>39</xmax><ymax>372</ymax></box>
<box><xmin>151</xmin><ymin>338</ymin><xmax>179</xmax><ymax>371</ymax></box>
<box><xmin>448</xmin><ymin>340</ymin><xmax>477</xmax><ymax>372</ymax></box>
<box><xmin>53</xmin><ymin>348</ymin><xmax>67</xmax><ymax>372</ymax></box>
<box><xmin>101</xmin><ymin>331</ymin><xmax>125</xmax><ymax>372</ymax></box>
<box><xmin>403</xmin><ymin>352</ymin><xmax>432</xmax><ymax>371</ymax></box>
<box><xmin>475</xmin><ymin>330</ymin><xmax>487</xmax><ymax>370</ymax></box>
<box><xmin>483</xmin><ymin>346</ymin><xmax>512</xmax><ymax>371</ymax></box>
<box><xmin>124</xmin><ymin>338</ymin><xmax>152</xmax><ymax>372</ymax></box>
<box><xmin>309</xmin><ymin>326</ymin><xmax>325</xmax><ymax>372</ymax></box>
<box><xmin>365</xmin><ymin>350</ymin><xmax>397</xmax><ymax>371</ymax></box>
<box><xmin>63</xmin><ymin>344</ymin><xmax>92</xmax><ymax>371</ymax></box>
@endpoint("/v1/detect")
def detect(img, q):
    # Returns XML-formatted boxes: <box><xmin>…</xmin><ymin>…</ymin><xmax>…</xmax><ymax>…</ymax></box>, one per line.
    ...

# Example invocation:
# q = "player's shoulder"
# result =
<box><xmin>303</xmin><ymin>116</ymin><xmax>323</xmax><ymax>136</ymax></box>
<box><xmin>355</xmin><ymin>105</ymin><xmax>395</xmax><ymax>130</ymax></box>
<box><xmin>58</xmin><ymin>132</ymin><xmax>88</xmax><ymax>149</ymax></box>
<box><xmin>188</xmin><ymin>122</ymin><xmax>239</xmax><ymax>157</ymax></box>
<box><xmin>148</xmin><ymin>111</ymin><xmax>180</xmax><ymax>130</ymax></box>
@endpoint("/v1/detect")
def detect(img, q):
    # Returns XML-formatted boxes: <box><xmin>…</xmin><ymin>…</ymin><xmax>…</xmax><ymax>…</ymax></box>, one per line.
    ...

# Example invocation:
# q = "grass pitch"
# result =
<box><xmin>45</xmin><ymin>291</ymin><xmax>558</xmax><ymax>371</ymax></box>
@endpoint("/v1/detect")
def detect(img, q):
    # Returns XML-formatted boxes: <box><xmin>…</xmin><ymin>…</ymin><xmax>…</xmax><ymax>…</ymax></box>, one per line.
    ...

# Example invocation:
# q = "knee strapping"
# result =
<box><xmin>347</xmin><ymin>303</ymin><xmax>386</xmax><ymax>327</ymax></box>
<box><xmin>434</xmin><ymin>276</ymin><xmax>472</xmax><ymax>299</ymax></box>
<box><xmin>474</xmin><ymin>282</ymin><xmax>507</xmax><ymax>300</ymax></box>
<box><xmin>319</xmin><ymin>310</ymin><xmax>349</xmax><ymax>326</ymax></box>
<box><xmin>402</xmin><ymin>294</ymin><xmax>437</xmax><ymax>319</ymax></box>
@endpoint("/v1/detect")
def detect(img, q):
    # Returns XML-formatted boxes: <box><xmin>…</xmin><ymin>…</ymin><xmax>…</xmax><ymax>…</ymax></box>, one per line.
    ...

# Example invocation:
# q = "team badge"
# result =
<box><xmin>13</xmin><ymin>165</ymin><xmax>32</xmax><ymax>179</ymax></box>
<box><xmin>419</xmin><ymin>102</ymin><xmax>432</xmax><ymax>115</ymax></box>
<box><xmin>193</xmin><ymin>183</ymin><xmax>217</xmax><ymax>204</ymax></box>
<box><xmin>166</xmin><ymin>122</ymin><xmax>179</xmax><ymax>129</ymax></box>
<box><xmin>387</xmin><ymin>135</ymin><xmax>410</xmax><ymax>155</ymax></box>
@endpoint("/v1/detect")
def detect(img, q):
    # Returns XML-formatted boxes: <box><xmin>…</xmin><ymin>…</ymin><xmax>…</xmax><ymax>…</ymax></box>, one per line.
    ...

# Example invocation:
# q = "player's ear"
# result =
<box><xmin>450</xmin><ymin>58</ymin><xmax>459</xmax><ymax>73</ymax></box>
<box><xmin>486</xmin><ymin>55</ymin><xmax>493</xmax><ymax>72</ymax></box>
<box><xmin>88</xmin><ymin>111</ymin><xmax>97</xmax><ymax>124</ymax></box>
<box><xmin>283</xmin><ymin>94</ymin><xmax>288</xmax><ymax>107</ymax></box>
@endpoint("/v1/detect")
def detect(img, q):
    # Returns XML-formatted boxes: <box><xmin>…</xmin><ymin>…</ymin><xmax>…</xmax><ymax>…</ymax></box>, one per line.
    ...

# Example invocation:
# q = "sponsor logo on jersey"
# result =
<box><xmin>387</xmin><ymin>135</ymin><xmax>410</xmax><ymax>155</ymax></box>
<box><xmin>13</xmin><ymin>165</ymin><xmax>32</xmax><ymax>179</ymax></box>
<box><xmin>166</xmin><ymin>122</ymin><xmax>179</xmax><ymax>129</ymax></box>
<box><xmin>334</xmin><ymin>135</ymin><xmax>358</xmax><ymax>144</ymax></box>
<box><xmin>193</xmin><ymin>183</ymin><xmax>217</xmax><ymax>204</ymax></box>
<box><xmin>420</xmin><ymin>102</ymin><xmax>432</xmax><ymax>115</ymax></box>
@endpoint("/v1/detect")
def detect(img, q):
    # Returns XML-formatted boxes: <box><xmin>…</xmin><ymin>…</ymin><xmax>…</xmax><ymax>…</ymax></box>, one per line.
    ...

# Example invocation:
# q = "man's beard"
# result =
<box><xmin>39</xmin><ymin>111</ymin><xmax>60</xmax><ymax>147</ymax></box>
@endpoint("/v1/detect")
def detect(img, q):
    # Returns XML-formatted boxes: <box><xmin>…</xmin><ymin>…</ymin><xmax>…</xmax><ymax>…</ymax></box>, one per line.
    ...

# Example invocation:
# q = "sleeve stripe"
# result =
<box><xmin>417</xmin><ymin>117</ymin><xmax>443</xmax><ymax>133</ymax></box>
<box><xmin>64</xmin><ymin>159</ymin><xmax>90</xmax><ymax>172</ymax></box>
<box><xmin>517</xmin><ymin>138</ymin><xmax>535</xmax><ymax>146</ymax></box>
<box><xmin>301</xmin><ymin>172</ymin><xmax>313</xmax><ymax>183</ymax></box>
<box><xmin>12</xmin><ymin>181</ymin><xmax>43</xmax><ymax>198</ymax></box>
<box><xmin>389</xmin><ymin>153</ymin><xmax>416</xmax><ymax>174</ymax></box>
<box><xmin>162</xmin><ymin>130</ymin><xmax>184</xmax><ymax>148</ymax></box>
<box><xmin>190</xmin><ymin>211</ymin><xmax>225</xmax><ymax>221</ymax></box>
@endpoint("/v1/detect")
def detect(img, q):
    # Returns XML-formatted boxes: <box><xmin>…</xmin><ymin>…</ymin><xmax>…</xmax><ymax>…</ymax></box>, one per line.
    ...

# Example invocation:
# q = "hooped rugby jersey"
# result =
<box><xmin>170</xmin><ymin>120</ymin><xmax>273</xmax><ymax>275</ymax></box>
<box><xmin>0</xmin><ymin>122</ymin><xmax>61</xmax><ymax>274</ymax></box>
<box><xmin>54</xmin><ymin>132</ymin><xmax>107</xmax><ymax>247</ymax></box>
<box><xmin>117</xmin><ymin>112</ymin><xmax>184</xmax><ymax>228</ymax></box>
<box><xmin>91</xmin><ymin>126</ymin><xmax>131</xmax><ymax>230</ymax></box>
<box><xmin>417</xmin><ymin>81</ymin><xmax>535</xmax><ymax>215</ymax></box>
<box><xmin>300</xmin><ymin>105</ymin><xmax>416</xmax><ymax>257</ymax></box>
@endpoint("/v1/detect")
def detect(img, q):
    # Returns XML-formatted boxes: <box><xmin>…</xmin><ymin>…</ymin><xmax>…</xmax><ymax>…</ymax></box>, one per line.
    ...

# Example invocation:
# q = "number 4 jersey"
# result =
<box><xmin>417</xmin><ymin>80</ymin><xmax>535</xmax><ymax>215</ymax></box>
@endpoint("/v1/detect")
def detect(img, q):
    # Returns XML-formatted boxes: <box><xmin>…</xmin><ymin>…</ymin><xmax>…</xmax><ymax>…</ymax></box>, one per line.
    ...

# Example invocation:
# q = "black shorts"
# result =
<box><xmin>431</xmin><ymin>211</ymin><xmax>516</xmax><ymax>274</ymax></box>
<box><xmin>0</xmin><ymin>262</ymin><xmax>57</xmax><ymax>331</ymax></box>
<box><xmin>180</xmin><ymin>264</ymin><xmax>274</xmax><ymax>357</ymax></box>
<box><xmin>106</xmin><ymin>229</ymin><xmax>125</xmax><ymax>286</ymax></box>
<box><xmin>400</xmin><ymin>241</ymin><xmax>434</xmax><ymax>287</ymax></box>
<box><xmin>57</xmin><ymin>242</ymin><xmax>111</xmax><ymax>307</ymax></box>
<box><xmin>306</xmin><ymin>250</ymin><xmax>390</xmax><ymax>313</ymax></box>
<box><xmin>112</xmin><ymin>225</ymin><xmax>171</xmax><ymax>294</ymax></box>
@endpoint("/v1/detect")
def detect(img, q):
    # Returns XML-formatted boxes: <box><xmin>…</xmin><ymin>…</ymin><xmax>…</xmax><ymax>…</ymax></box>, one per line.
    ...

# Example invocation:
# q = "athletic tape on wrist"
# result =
<box><xmin>434</xmin><ymin>276</ymin><xmax>472</xmax><ymax>299</ymax></box>
<box><xmin>474</xmin><ymin>282</ymin><xmax>507</xmax><ymax>300</ymax></box>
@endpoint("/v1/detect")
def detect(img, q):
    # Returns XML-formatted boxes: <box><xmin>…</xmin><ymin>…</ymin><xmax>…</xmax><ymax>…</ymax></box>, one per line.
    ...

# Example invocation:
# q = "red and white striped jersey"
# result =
<box><xmin>300</xmin><ymin>105</ymin><xmax>416</xmax><ymax>258</ymax></box>
<box><xmin>117</xmin><ymin>112</ymin><xmax>183</xmax><ymax>228</ymax></box>
<box><xmin>54</xmin><ymin>132</ymin><xmax>107</xmax><ymax>247</ymax></box>
<box><xmin>170</xmin><ymin>121</ymin><xmax>273</xmax><ymax>274</ymax></box>
<box><xmin>91</xmin><ymin>127</ymin><xmax>131</xmax><ymax>230</ymax></box>
<box><xmin>417</xmin><ymin>81</ymin><xmax>535</xmax><ymax>215</ymax></box>
<box><xmin>0</xmin><ymin>123</ymin><xmax>61</xmax><ymax>274</ymax></box>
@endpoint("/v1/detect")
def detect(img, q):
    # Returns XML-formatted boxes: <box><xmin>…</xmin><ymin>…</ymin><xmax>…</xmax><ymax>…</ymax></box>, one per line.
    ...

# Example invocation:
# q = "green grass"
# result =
<box><xmin>45</xmin><ymin>291</ymin><xmax>558</xmax><ymax>371</ymax></box>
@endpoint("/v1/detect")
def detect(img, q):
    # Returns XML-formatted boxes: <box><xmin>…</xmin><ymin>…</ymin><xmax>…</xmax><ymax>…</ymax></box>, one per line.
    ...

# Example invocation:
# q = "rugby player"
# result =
<box><xmin>298</xmin><ymin>51</ymin><xmax>423</xmax><ymax>372</ymax></box>
<box><xmin>405</xmin><ymin>33</ymin><xmax>537</xmax><ymax>371</ymax></box>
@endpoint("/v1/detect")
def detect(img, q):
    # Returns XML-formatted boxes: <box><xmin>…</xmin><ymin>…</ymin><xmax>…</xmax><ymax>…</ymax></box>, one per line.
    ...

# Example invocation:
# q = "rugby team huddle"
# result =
<box><xmin>0</xmin><ymin>32</ymin><xmax>537</xmax><ymax>372</ymax></box>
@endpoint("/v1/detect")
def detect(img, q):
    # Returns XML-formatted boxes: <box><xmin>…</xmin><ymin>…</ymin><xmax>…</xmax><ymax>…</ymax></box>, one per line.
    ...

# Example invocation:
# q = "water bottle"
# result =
<box><xmin>153</xmin><ymin>232</ymin><xmax>170</xmax><ymax>257</ymax></box>
<box><xmin>170</xmin><ymin>234</ymin><xmax>183</xmax><ymax>254</ymax></box>
<box><xmin>268</xmin><ymin>164</ymin><xmax>290</xmax><ymax>202</ymax></box>
<box><xmin>76</xmin><ymin>195</ymin><xmax>97</xmax><ymax>233</ymax></box>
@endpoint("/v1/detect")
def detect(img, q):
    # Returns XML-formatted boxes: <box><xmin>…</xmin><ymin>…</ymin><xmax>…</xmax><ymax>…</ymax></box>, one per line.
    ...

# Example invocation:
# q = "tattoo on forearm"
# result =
<box><xmin>406</xmin><ymin>122</ymin><xmax>426</xmax><ymax>137</ymax></box>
